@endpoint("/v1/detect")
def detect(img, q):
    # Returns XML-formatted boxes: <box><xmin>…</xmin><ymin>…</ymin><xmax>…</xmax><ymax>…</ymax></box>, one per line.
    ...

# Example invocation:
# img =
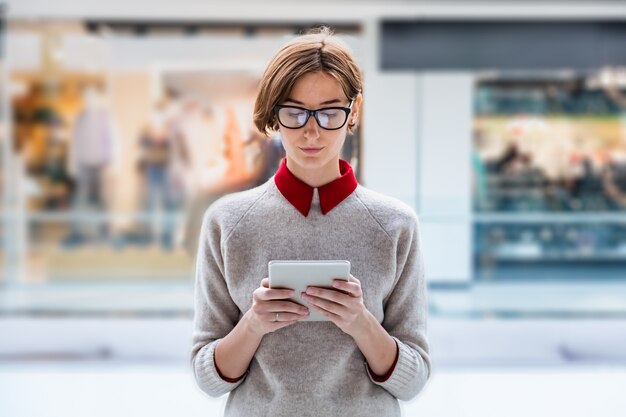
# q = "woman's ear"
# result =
<box><xmin>352</xmin><ymin>93</ymin><xmax>363</xmax><ymax>122</ymax></box>
<box><xmin>350</xmin><ymin>93</ymin><xmax>363</xmax><ymax>125</ymax></box>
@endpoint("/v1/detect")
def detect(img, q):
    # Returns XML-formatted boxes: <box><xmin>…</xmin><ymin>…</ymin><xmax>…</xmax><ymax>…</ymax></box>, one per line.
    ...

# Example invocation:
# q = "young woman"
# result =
<box><xmin>191</xmin><ymin>27</ymin><xmax>431</xmax><ymax>417</ymax></box>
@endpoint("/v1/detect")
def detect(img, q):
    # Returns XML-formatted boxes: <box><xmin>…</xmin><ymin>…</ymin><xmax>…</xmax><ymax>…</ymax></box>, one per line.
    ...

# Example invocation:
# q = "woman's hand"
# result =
<box><xmin>300</xmin><ymin>274</ymin><xmax>367</xmax><ymax>337</ymax></box>
<box><xmin>246</xmin><ymin>278</ymin><xmax>310</xmax><ymax>337</ymax></box>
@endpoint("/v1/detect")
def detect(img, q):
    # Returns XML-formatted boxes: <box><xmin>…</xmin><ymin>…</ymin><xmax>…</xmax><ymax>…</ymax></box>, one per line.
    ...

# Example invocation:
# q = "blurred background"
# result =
<box><xmin>1</xmin><ymin>1</ymin><xmax>626</xmax><ymax>416</ymax></box>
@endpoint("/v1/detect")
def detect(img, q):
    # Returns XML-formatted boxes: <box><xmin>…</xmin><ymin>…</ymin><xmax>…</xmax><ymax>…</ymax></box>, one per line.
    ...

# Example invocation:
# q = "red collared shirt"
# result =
<box><xmin>273</xmin><ymin>158</ymin><xmax>359</xmax><ymax>216</ymax></box>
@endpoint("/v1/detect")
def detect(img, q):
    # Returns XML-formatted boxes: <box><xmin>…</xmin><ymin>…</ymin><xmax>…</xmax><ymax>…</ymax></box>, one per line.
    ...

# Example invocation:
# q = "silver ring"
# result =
<box><xmin>274</xmin><ymin>312</ymin><xmax>279</xmax><ymax>322</ymax></box>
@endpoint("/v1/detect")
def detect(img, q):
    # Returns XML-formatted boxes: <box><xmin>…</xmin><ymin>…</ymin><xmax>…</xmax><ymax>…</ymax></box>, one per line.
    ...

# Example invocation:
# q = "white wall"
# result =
<box><xmin>361</xmin><ymin>72</ymin><xmax>418</xmax><ymax>207</ymax></box>
<box><xmin>361</xmin><ymin>70</ymin><xmax>473</xmax><ymax>283</ymax></box>
<box><xmin>417</xmin><ymin>73</ymin><xmax>473</xmax><ymax>283</ymax></box>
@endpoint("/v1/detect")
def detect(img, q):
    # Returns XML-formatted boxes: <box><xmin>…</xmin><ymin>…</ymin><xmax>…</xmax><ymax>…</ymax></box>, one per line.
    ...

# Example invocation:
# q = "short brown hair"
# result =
<box><xmin>253</xmin><ymin>26</ymin><xmax>363</xmax><ymax>136</ymax></box>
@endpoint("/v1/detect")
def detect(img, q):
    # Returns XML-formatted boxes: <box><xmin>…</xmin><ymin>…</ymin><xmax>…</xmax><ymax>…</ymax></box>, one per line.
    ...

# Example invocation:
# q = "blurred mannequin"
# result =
<box><xmin>64</xmin><ymin>85</ymin><xmax>115</xmax><ymax>246</ymax></box>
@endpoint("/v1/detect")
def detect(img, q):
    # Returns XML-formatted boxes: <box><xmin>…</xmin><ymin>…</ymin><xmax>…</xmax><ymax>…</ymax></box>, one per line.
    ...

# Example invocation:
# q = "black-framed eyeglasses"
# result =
<box><xmin>273</xmin><ymin>100</ymin><xmax>353</xmax><ymax>130</ymax></box>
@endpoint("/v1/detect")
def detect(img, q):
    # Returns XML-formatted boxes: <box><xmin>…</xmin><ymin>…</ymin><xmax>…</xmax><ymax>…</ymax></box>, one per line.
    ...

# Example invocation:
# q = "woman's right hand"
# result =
<box><xmin>247</xmin><ymin>278</ymin><xmax>309</xmax><ymax>337</ymax></box>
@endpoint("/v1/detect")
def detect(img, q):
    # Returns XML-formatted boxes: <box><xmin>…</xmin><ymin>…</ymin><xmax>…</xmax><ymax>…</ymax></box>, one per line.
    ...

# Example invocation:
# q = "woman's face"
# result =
<box><xmin>277</xmin><ymin>71</ymin><xmax>360</xmax><ymax>174</ymax></box>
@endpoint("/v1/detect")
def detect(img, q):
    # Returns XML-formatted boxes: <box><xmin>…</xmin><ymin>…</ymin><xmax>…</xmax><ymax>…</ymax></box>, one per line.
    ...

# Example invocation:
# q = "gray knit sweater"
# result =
<box><xmin>190</xmin><ymin>178</ymin><xmax>431</xmax><ymax>417</ymax></box>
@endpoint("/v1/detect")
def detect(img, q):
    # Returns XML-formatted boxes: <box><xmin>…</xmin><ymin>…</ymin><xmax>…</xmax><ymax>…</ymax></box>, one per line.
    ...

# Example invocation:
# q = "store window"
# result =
<box><xmin>3</xmin><ymin>20</ymin><xmax>363</xmax><ymax>288</ymax></box>
<box><xmin>472</xmin><ymin>69</ymin><xmax>626</xmax><ymax>281</ymax></box>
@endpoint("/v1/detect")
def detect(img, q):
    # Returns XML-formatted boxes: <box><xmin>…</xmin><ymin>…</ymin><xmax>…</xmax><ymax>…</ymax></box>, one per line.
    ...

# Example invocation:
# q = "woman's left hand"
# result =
<box><xmin>301</xmin><ymin>274</ymin><xmax>367</xmax><ymax>336</ymax></box>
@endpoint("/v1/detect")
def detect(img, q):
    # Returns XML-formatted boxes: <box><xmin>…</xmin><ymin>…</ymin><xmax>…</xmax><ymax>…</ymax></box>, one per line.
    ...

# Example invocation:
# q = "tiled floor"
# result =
<box><xmin>1</xmin><ymin>361</ymin><xmax>624</xmax><ymax>417</ymax></box>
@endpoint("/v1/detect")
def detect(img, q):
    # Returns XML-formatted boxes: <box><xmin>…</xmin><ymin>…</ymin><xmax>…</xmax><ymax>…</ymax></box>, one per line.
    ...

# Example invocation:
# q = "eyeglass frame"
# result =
<box><xmin>272</xmin><ymin>100</ymin><xmax>354</xmax><ymax>131</ymax></box>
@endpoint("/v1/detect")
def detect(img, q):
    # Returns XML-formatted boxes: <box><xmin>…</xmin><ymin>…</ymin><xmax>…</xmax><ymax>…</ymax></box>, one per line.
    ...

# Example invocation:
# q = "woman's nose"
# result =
<box><xmin>303</xmin><ymin>114</ymin><xmax>320</xmax><ymax>138</ymax></box>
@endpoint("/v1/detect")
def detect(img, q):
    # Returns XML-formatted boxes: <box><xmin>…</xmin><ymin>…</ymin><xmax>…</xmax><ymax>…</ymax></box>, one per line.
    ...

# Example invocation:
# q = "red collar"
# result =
<box><xmin>274</xmin><ymin>158</ymin><xmax>358</xmax><ymax>217</ymax></box>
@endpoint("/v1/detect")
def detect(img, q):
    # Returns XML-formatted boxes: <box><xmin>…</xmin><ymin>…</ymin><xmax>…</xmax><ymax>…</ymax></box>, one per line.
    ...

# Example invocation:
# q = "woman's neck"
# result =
<box><xmin>286</xmin><ymin>157</ymin><xmax>341</xmax><ymax>188</ymax></box>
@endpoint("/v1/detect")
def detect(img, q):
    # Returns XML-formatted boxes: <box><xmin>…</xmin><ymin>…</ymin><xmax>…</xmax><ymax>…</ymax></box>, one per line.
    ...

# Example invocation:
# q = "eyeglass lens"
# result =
<box><xmin>277</xmin><ymin>107</ymin><xmax>347</xmax><ymax>129</ymax></box>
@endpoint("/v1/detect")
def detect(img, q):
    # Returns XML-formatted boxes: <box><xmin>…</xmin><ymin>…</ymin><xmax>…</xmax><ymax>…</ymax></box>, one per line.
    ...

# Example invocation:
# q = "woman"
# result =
<box><xmin>190</xmin><ymin>27</ymin><xmax>430</xmax><ymax>417</ymax></box>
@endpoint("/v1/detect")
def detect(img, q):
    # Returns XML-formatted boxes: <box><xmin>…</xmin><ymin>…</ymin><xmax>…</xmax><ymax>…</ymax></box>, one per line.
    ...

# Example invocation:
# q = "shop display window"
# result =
<box><xmin>2</xmin><ymin>21</ymin><xmax>362</xmax><ymax>286</ymax></box>
<box><xmin>473</xmin><ymin>71</ymin><xmax>626</xmax><ymax>280</ymax></box>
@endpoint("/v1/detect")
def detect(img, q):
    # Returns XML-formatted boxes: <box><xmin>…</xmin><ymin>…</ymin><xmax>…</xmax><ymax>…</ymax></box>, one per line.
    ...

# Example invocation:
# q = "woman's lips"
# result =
<box><xmin>300</xmin><ymin>147</ymin><xmax>323</xmax><ymax>155</ymax></box>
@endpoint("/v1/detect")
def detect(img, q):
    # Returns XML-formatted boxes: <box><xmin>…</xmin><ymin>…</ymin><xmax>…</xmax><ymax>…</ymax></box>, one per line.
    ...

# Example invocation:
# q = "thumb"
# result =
<box><xmin>348</xmin><ymin>274</ymin><xmax>359</xmax><ymax>284</ymax></box>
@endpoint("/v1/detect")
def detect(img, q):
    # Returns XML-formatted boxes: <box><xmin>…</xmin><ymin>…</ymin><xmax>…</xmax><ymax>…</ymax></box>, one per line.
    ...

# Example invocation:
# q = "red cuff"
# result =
<box><xmin>368</xmin><ymin>339</ymin><xmax>399</xmax><ymax>383</ymax></box>
<box><xmin>214</xmin><ymin>354</ymin><xmax>247</xmax><ymax>383</ymax></box>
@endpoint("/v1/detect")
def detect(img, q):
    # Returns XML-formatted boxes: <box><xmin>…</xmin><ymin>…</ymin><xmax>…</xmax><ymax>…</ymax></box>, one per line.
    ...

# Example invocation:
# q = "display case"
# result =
<box><xmin>472</xmin><ymin>71</ymin><xmax>626</xmax><ymax>282</ymax></box>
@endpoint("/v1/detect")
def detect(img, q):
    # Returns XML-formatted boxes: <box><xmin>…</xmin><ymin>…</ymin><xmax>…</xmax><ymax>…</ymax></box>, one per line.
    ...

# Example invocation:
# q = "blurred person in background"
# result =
<box><xmin>137</xmin><ymin>94</ymin><xmax>189</xmax><ymax>250</ymax></box>
<box><xmin>602</xmin><ymin>82</ymin><xmax>626</xmax><ymax>210</ymax></box>
<box><xmin>190</xmin><ymin>26</ymin><xmax>430</xmax><ymax>417</ymax></box>
<box><xmin>40</xmin><ymin>116</ymin><xmax>71</xmax><ymax>211</ymax></box>
<box><xmin>602</xmin><ymin>152</ymin><xmax>626</xmax><ymax>210</ymax></box>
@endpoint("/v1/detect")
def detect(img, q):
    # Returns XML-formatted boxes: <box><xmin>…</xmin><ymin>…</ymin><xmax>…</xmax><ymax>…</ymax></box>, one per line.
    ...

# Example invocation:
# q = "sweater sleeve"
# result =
<box><xmin>365</xmin><ymin>213</ymin><xmax>431</xmax><ymax>401</ymax></box>
<box><xmin>190</xmin><ymin>206</ymin><xmax>247</xmax><ymax>397</ymax></box>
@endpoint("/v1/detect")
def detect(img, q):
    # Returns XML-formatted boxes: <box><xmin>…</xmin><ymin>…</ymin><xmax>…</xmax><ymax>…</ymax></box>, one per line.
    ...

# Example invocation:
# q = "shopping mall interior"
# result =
<box><xmin>2</xmin><ymin>1</ymin><xmax>626</xmax><ymax>416</ymax></box>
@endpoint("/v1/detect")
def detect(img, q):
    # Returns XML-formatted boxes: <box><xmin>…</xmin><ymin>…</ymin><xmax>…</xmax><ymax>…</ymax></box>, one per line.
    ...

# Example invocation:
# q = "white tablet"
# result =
<box><xmin>268</xmin><ymin>260</ymin><xmax>351</xmax><ymax>321</ymax></box>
